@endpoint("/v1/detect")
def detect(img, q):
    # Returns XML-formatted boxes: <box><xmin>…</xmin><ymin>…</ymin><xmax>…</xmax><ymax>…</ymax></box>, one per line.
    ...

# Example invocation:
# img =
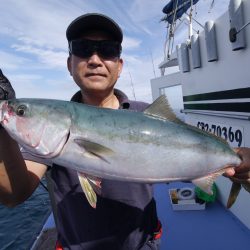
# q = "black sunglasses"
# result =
<box><xmin>69</xmin><ymin>39</ymin><xmax>122</xmax><ymax>59</ymax></box>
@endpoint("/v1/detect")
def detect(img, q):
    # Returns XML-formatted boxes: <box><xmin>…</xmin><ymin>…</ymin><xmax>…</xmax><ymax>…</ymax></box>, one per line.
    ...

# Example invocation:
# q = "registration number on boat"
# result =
<box><xmin>196</xmin><ymin>120</ymin><xmax>244</xmax><ymax>147</ymax></box>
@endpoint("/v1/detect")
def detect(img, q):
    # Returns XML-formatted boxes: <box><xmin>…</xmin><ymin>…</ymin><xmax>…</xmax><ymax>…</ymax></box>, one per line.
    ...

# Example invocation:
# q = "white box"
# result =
<box><xmin>169</xmin><ymin>188</ymin><xmax>206</xmax><ymax>211</ymax></box>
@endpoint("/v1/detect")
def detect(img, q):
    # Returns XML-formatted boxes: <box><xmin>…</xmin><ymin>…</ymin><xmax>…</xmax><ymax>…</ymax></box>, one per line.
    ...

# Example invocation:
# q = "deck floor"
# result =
<box><xmin>154</xmin><ymin>182</ymin><xmax>250</xmax><ymax>250</ymax></box>
<box><xmin>32</xmin><ymin>182</ymin><xmax>250</xmax><ymax>250</ymax></box>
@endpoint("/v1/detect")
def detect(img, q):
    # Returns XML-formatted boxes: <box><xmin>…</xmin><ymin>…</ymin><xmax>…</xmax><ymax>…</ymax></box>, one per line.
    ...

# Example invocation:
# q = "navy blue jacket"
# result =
<box><xmin>50</xmin><ymin>90</ymin><xmax>159</xmax><ymax>250</ymax></box>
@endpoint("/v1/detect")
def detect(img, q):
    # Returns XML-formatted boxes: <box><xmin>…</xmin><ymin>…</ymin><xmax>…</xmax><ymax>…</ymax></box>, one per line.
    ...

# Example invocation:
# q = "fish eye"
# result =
<box><xmin>16</xmin><ymin>105</ymin><xmax>27</xmax><ymax>116</ymax></box>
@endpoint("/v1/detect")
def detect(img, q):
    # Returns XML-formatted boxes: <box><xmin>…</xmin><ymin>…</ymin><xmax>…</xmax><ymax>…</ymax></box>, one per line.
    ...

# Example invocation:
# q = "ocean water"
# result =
<box><xmin>0</xmin><ymin>179</ymin><xmax>51</xmax><ymax>250</ymax></box>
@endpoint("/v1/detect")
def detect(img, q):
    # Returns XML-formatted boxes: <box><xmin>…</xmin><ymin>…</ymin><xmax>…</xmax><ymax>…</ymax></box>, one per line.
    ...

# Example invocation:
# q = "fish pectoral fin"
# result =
<box><xmin>86</xmin><ymin>174</ymin><xmax>102</xmax><ymax>196</ymax></box>
<box><xmin>74</xmin><ymin>138</ymin><xmax>114</xmax><ymax>163</ymax></box>
<box><xmin>192</xmin><ymin>170</ymin><xmax>224</xmax><ymax>195</ymax></box>
<box><xmin>77</xmin><ymin>172</ymin><xmax>99</xmax><ymax>209</ymax></box>
<box><xmin>227</xmin><ymin>182</ymin><xmax>242</xmax><ymax>209</ymax></box>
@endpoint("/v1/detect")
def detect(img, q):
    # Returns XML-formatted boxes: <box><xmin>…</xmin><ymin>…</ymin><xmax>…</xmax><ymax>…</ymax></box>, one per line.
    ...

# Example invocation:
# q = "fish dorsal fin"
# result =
<box><xmin>144</xmin><ymin>95</ymin><xmax>184</xmax><ymax>125</ymax></box>
<box><xmin>145</xmin><ymin>96</ymin><xmax>229</xmax><ymax>146</ymax></box>
<box><xmin>77</xmin><ymin>172</ymin><xmax>102</xmax><ymax>208</ymax></box>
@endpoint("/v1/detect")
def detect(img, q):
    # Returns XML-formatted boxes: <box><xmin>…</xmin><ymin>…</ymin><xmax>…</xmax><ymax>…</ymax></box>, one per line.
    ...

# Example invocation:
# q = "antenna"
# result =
<box><xmin>150</xmin><ymin>50</ymin><xmax>156</xmax><ymax>78</ymax></box>
<box><xmin>128</xmin><ymin>71</ymin><xmax>136</xmax><ymax>101</ymax></box>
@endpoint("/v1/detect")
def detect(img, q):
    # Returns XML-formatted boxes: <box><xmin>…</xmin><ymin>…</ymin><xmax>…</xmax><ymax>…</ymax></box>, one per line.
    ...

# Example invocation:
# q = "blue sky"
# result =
<box><xmin>0</xmin><ymin>0</ymin><xmax>230</xmax><ymax>102</ymax></box>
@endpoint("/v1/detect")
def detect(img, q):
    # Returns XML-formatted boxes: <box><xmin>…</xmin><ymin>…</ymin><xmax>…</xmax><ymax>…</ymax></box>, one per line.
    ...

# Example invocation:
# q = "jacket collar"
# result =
<box><xmin>70</xmin><ymin>89</ymin><xmax>131</xmax><ymax>109</ymax></box>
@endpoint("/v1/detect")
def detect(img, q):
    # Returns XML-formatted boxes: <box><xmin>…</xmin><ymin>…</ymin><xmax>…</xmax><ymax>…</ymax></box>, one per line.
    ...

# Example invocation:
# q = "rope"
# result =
<box><xmin>237</xmin><ymin>21</ymin><xmax>250</xmax><ymax>35</ymax></box>
<box><xmin>40</xmin><ymin>180</ymin><xmax>49</xmax><ymax>192</ymax></box>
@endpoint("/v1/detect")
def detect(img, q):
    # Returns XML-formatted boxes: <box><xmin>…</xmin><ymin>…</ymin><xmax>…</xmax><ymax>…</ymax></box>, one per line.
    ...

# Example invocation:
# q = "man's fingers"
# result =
<box><xmin>233</xmin><ymin>171</ymin><xmax>250</xmax><ymax>179</ymax></box>
<box><xmin>233</xmin><ymin>147</ymin><xmax>241</xmax><ymax>154</ymax></box>
<box><xmin>235</xmin><ymin>165</ymin><xmax>250</xmax><ymax>174</ymax></box>
<box><xmin>230</xmin><ymin>176</ymin><xmax>250</xmax><ymax>184</ymax></box>
<box><xmin>234</xmin><ymin>161</ymin><xmax>250</xmax><ymax>174</ymax></box>
<box><xmin>223</xmin><ymin>167</ymin><xmax>235</xmax><ymax>177</ymax></box>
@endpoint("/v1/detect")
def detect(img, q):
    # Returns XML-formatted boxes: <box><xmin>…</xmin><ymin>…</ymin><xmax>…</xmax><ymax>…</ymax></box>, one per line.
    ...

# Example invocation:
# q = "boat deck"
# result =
<box><xmin>31</xmin><ymin>182</ymin><xmax>250</xmax><ymax>250</ymax></box>
<box><xmin>155</xmin><ymin>182</ymin><xmax>250</xmax><ymax>250</ymax></box>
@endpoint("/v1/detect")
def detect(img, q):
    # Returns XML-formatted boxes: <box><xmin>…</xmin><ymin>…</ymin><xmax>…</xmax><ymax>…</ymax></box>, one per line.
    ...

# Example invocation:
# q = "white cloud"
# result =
<box><xmin>0</xmin><ymin>51</ymin><xmax>30</xmax><ymax>70</ymax></box>
<box><xmin>11</xmin><ymin>44</ymin><xmax>68</xmax><ymax>69</ymax></box>
<box><xmin>129</xmin><ymin>0</ymin><xmax>165</xmax><ymax>22</ymax></box>
<box><xmin>123</xmin><ymin>37</ymin><xmax>141</xmax><ymax>50</ymax></box>
<box><xmin>11</xmin><ymin>73</ymin><xmax>78</xmax><ymax>100</ymax></box>
<box><xmin>0</xmin><ymin>0</ymin><xmax>90</xmax><ymax>50</ymax></box>
<box><xmin>0</xmin><ymin>0</ymin><xmax>231</xmax><ymax>102</ymax></box>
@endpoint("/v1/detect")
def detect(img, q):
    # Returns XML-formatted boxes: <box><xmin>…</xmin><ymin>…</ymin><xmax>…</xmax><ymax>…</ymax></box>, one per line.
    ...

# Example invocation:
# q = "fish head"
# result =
<box><xmin>0</xmin><ymin>99</ymin><xmax>71</xmax><ymax>158</ymax></box>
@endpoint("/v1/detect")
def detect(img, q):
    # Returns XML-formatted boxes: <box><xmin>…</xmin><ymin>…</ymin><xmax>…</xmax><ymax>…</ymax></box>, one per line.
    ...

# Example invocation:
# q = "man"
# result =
<box><xmin>0</xmin><ymin>13</ymin><xmax>250</xmax><ymax>250</ymax></box>
<box><xmin>0</xmin><ymin>14</ymin><xmax>161</xmax><ymax>250</ymax></box>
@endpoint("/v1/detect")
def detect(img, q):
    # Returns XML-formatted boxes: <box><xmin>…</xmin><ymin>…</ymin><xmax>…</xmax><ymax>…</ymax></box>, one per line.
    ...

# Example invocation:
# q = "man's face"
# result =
<box><xmin>67</xmin><ymin>31</ymin><xmax>123</xmax><ymax>95</ymax></box>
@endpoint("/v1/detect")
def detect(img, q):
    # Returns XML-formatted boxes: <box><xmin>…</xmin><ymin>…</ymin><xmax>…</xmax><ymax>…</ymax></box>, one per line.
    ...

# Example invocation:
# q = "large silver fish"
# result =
<box><xmin>0</xmin><ymin>96</ymin><xmax>242</xmax><ymax>208</ymax></box>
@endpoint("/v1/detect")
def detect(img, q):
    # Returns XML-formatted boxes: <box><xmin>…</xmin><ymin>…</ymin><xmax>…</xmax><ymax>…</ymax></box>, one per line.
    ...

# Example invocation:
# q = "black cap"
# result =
<box><xmin>66</xmin><ymin>13</ymin><xmax>123</xmax><ymax>43</ymax></box>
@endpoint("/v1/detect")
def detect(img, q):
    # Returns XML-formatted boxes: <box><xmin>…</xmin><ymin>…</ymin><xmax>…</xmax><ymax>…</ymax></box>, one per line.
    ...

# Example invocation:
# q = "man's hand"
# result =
<box><xmin>0</xmin><ymin>69</ymin><xmax>16</xmax><ymax>100</ymax></box>
<box><xmin>224</xmin><ymin>147</ymin><xmax>250</xmax><ymax>184</ymax></box>
<box><xmin>230</xmin><ymin>147</ymin><xmax>250</xmax><ymax>184</ymax></box>
<box><xmin>224</xmin><ymin>147</ymin><xmax>250</xmax><ymax>208</ymax></box>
